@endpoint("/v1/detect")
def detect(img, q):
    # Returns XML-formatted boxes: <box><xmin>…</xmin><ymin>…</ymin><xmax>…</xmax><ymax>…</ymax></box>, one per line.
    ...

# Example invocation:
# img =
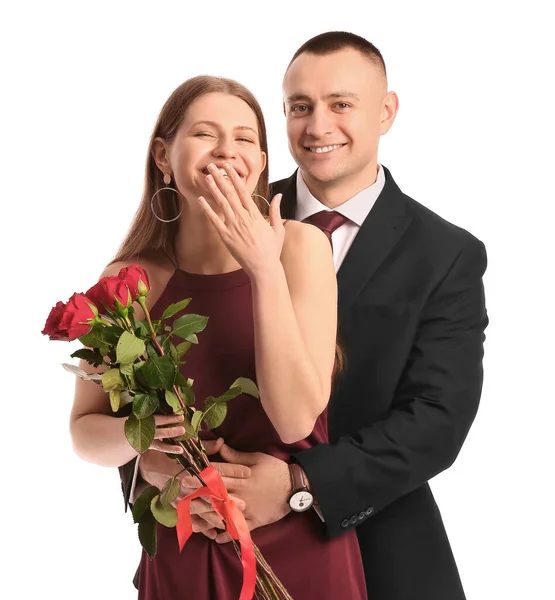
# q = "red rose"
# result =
<box><xmin>42</xmin><ymin>293</ymin><xmax>96</xmax><ymax>341</ymax></box>
<box><xmin>87</xmin><ymin>276</ymin><xmax>131</xmax><ymax>312</ymax></box>
<box><xmin>118</xmin><ymin>264</ymin><xmax>150</xmax><ymax>298</ymax></box>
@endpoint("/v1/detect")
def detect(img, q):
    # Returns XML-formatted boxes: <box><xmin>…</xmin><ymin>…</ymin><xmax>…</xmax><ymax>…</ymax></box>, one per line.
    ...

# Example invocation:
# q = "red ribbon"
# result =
<box><xmin>176</xmin><ymin>465</ymin><xmax>256</xmax><ymax>600</ymax></box>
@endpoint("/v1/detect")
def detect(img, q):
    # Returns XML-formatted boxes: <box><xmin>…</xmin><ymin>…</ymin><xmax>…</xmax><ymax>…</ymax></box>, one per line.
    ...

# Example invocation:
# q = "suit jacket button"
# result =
<box><xmin>341</xmin><ymin>519</ymin><xmax>350</xmax><ymax>528</ymax></box>
<box><xmin>365</xmin><ymin>507</ymin><xmax>374</xmax><ymax>516</ymax></box>
<box><xmin>358</xmin><ymin>511</ymin><xmax>366</xmax><ymax>520</ymax></box>
<box><xmin>350</xmin><ymin>515</ymin><xmax>358</xmax><ymax>525</ymax></box>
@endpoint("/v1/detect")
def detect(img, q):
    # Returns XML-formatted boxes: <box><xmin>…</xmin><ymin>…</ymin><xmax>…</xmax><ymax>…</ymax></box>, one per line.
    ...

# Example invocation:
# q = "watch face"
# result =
<box><xmin>289</xmin><ymin>490</ymin><xmax>314</xmax><ymax>512</ymax></box>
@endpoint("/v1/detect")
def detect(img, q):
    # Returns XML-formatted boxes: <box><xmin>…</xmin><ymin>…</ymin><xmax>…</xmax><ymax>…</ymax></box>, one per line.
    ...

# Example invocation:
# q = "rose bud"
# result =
<box><xmin>118</xmin><ymin>265</ymin><xmax>150</xmax><ymax>300</ymax></box>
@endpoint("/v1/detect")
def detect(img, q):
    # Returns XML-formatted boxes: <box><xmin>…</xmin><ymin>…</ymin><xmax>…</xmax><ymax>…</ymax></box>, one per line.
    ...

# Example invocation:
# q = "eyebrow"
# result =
<box><xmin>285</xmin><ymin>91</ymin><xmax>360</xmax><ymax>103</ymax></box>
<box><xmin>190</xmin><ymin>120</ymin><xmax>257</xmax><ymax>135</ymax></box>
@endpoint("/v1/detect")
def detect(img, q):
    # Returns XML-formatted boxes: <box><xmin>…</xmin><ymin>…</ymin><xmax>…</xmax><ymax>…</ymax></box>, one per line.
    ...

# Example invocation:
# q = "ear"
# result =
<box><xmin>151</xmin><ymin>137</ymin><xmax>172</xmax><ymax>174</ymax></box>
<box><xmin>260</xmin><ymin>150</ymin><xmax>267</xmax><ymax>173</ymax></box>
<box><xmin>380</xmin><ymin>91</ymin><xmax>399</xmax><ymax>135</ymax></box>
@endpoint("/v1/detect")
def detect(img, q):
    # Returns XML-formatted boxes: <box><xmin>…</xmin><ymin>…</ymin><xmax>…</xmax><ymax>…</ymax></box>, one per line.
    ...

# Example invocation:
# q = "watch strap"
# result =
<box><xmin>289</xmin><ymin>463</ymin><xmax>308</xmax><ymax>493</ymax></box>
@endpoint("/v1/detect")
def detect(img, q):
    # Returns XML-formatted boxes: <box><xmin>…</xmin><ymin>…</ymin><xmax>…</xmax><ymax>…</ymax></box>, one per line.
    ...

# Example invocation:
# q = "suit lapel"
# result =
<box><xmin>271</xmin><ymin>167</ymin><xmax>413</xmax><ymax>324</ymax></box>
<box><xmin>336</xmin><ymin>168</ymin><xmax>412</xmax><ymax>324</ymax></box>
<box><xmin>271</xmin><ymin>171</ymin><xmax>298</xmax><ymax>219</ymax></box>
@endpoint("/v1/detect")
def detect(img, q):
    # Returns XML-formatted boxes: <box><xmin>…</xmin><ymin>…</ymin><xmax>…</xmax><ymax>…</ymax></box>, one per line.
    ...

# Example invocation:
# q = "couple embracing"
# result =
<box><xmin>70</xmin><ymin>31</ymin><xmax>488</xmax><ymax>600</ymax></box>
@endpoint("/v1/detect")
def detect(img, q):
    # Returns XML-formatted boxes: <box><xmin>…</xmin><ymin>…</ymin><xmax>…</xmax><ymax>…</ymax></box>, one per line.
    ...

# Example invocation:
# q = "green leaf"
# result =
<box><xmin>185</xmin><ymin>333</ymin><xmax>198</xmax><ymax>344</ymax></box>
<box><xmin>174</xmin><ymin>371</ymin><xmax>188</xmax><ymax>387</ymax></box>
<box><xmin>132</xmin><ymin>485</ymin><xmax>159</xmax><ymax>523</ymax></box>
<box><xmin>101</xmin><ymin>325</ymin><xmax>126</xmax><ymax>346</ymax></box>
<box><xmin>138</xmin><ymin>510</ymin><xmax>157</xmax><ymax>558</ymax></box>
<box><xmin>109</xmin><ymin>388</ymin><xmax>121</xmax><ymax>412</ymax></box>
<box><xmin>180</xmin><ymin>385</ymin><xmax>195</xmax><ymax>407</ymax></box>
<box><xmin>146</xmin><ymin>343</ymin><xmax>159</xmax><ymax>360</ymax></box>
<box><xmin>79</xmin><ymin>327</ymin><xmax>106</xmax><ymax>349</ymax></box>
<box><xmin>213</xmin><ymin>386</ymin><xmax>242</xmax><ymax>403</ymax></box>
<box><xmin>70</xmin><ymin>348</ymin><xmax>104</xmax><ymax>368</ymax></box>
<box><xmin>169</xmin><ymin>344</ymin><xmax>180</xmax><ymax>364</ymax></box>
<box><xmin>101</xmin><ymin>368</ymin><xmax>124</xmax><ymax>391</ymax></box>
<box><xmin>175</xmin><ymin>341</ymin><xmax>192</xmax><ymax>358</ymax></box>
<box><xmin>164</xmin><ymin>390</ymin><xmax>183</xmax><ymax>414</ymax></box>
<box><xmin>173</xmin><ymin>314</ymin><xmax>209</xmax><ymax>342</ymax></box>
<box><xmin>116</xmin><ymin>331</ymin><xmax>146</xmax><ymax>365</ymax></box>
<box><xmin>230</xmin><ymin>377</ymin><xmax>260</xmax><ymax>399</ymax></box>
<box><xmin>134</xmin><ymin>321</ymin><xmax>150</xmax><ymax>338</ymax></box>
<box><xmin>172</xmin><ymin>414</ymin><xmax>195</xmax><ymax>441</ymax></box>
<box><xmin>203</xmin><ymin>402</ymin><xmax>227</xmax><ymax>430</ymax></box>
<box><xmin>161</xmin><ymin>298</ymin><xmax>192</xmax><ymax>321</ymax></box>
<box><xmin>124</xmin><ymin>413</ymin><xmax>155</xmax><ymax>453</ymax></box>
<box><xmin>191</xmin><ymin>410</ymin><xmax>204</xmax><ymax>434</ymax></box>
<box><xmin>151</xmin><ymin>495</ymin><xmax>178</xmax><ymax>528</ymax></box>
<box><xmin>133</xmin><ymin>393</ymin><xmax>159</xmax><ymax>419</ymax></box>
<box><xmin>120</xmin><ymin>363</ymin><xmax>136</xmax><ymax>389</ymax></box>
<box><xmin>119</xmin><ymin>362</ymin><xmax>134</xmax><ymax>377</ymax></box>
<box><xmin>139</xmin><ymin>355</ymin><xmax>176</xmax><ymax>390</ymax></box>
<box><xmin>160</xmin><ymin>477</ymin><xmax>181</xmax><ymax>507</ymax></box>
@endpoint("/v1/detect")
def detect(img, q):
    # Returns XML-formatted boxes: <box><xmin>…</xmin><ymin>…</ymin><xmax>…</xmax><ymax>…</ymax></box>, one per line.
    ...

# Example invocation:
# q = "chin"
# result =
<box><xmin>303</xmin><ymin>165</ymin><xmax>340</xmax><ymax>185</ymax></box>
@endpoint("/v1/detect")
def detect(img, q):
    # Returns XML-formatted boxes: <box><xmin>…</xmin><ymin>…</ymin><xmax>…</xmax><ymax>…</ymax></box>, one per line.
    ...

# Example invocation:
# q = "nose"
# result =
<box><xmin>212</xmin><ymin>135</ymin><xmax>237</xmax><ymax>159</ymax></box>
<box><xmin>306</xmin><ymin>105</ymin><xmax>333</xmax><ymax>139</ymax></box>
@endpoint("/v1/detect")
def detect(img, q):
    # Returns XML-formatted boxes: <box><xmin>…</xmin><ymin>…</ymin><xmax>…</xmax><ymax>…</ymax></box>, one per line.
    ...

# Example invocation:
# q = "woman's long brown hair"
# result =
<box><xmin>111</xmin><ymin>75</ymin><xmax>270</xmax><ymax>265</ymax></box>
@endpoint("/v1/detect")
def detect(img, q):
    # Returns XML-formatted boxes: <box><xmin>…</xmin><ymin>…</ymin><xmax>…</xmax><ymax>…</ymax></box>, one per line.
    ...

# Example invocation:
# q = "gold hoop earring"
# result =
<box><xmin>151</xmin><ymin>174</ymin><xmax>183</xmax><ymax>223</ymax></box>
<box><xmin>252</xmin><ymin>193</ymin><xmax>271</xmax><ymax>207</ymax></box>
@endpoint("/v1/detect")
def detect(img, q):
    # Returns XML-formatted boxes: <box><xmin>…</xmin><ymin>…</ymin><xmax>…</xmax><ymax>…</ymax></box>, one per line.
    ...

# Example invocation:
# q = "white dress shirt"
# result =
<box><xmin>295</xmin><ymin>164</ymin><xmax>386</xmax><ymax>272</ymax></box>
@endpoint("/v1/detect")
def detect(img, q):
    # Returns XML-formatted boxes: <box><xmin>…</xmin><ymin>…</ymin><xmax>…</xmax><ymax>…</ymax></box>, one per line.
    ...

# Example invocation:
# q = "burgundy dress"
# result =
<box><xmin>137</xmin><ymin>267</ymin><xmax>367</xmax><ymax>600</ymax></box>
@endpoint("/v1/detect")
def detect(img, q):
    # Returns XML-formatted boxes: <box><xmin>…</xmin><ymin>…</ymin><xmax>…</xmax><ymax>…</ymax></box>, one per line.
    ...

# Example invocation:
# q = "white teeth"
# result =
<box><xmin>308</xmin><ymin>144</ymin><xmax>343</xmax><ymax>154</ymax></box>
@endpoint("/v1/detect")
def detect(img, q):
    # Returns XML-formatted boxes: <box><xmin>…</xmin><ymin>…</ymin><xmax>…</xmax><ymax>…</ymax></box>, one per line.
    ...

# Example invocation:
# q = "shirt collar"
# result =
<box><xmin>295</xmin><ymin>164</ymin><xmax>386</xmax><ymax>226</ymax></box>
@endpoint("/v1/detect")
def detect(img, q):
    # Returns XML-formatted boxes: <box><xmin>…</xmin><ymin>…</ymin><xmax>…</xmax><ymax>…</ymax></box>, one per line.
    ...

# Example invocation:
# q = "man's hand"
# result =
<box><xmin>138</xmin><ymin>438</ymin><xmax>252</xmax><ymax>540</ymax></box>
<box><xmin>189</xmin><ymin>444</ymin><xmax>293</xmax><ymax>543</ymax></box>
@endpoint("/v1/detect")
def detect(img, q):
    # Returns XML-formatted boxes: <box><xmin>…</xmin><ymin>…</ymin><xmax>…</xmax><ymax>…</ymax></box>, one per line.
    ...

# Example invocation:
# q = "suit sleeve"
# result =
<box><xmin>294</xmin><ymin>237</ymin><xmax>488</xmax><ymax>538</ymax></box>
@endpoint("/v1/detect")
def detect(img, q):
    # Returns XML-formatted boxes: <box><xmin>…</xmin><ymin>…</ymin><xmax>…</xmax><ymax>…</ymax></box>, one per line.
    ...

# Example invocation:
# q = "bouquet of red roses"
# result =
<box><xmin>42</xmin><ymin>264</ymin><xmax>293</xmax><ymax>600</ymax></box>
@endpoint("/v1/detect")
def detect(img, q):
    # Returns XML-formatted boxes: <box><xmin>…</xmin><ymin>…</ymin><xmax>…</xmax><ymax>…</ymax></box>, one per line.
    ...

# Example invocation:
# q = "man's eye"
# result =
<box><xmin>335</xmin><ymin>102</ymin><xmax>350</xmax><ymax>109</ymax></box>
<box><xmin>196</xmin><ymin>132</ymin><xmax>214</xmax><ymax>137</ymax></box>
<box><xmin>237</xmin><ymin>137</ymin><xmax>254</xmax><ymax>143</ymax></box>
<box><xmin>291</xmin><ymin>105</ymin><xmax>309</xmax><ymax>113</ymax></box>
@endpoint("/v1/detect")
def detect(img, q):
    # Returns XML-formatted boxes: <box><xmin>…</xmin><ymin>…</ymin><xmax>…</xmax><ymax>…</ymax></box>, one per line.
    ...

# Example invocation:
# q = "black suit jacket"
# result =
<box><xmin>276</xmin><ymin>166</ymin><xmax>488</xmax><ymax>600</ymax></box>
<box><xmin>120</xmin><ymin>166</ymin><xmax>487</xmax><ymax>600</ymax></box>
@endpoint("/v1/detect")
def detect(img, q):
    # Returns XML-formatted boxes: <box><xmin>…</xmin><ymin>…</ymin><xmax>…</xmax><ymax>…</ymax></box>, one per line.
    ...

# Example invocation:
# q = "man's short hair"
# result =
<box><xmin>287</xmin><ymin>31</ymin><xmax>386</xmax><ymax>78</ymax></box>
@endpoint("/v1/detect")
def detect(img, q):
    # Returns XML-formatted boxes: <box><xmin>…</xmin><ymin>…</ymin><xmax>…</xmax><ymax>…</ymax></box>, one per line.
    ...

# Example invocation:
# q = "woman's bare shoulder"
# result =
<box><xmin>281</xmin><ymin>219</ymin><xmax>331</xmax><ymax>256</ymax></box>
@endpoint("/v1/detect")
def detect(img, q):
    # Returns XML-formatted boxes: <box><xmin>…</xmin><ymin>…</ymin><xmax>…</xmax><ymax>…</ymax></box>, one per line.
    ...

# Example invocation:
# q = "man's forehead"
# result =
<box><xmin>283</xmin><ymin>49</ymin><xmax>384</xmax><ymax>95</ymax></box>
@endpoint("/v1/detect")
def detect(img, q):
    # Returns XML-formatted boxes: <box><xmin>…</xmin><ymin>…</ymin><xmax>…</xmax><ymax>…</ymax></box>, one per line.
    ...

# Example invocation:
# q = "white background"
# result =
<box><xmin>1</xmin><ymin>1</ymin><xmax>553</xmax><ymax>598</ymax></box>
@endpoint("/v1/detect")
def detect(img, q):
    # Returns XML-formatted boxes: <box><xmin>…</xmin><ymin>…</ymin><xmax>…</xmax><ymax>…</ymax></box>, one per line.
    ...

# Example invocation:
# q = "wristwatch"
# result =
<box><xmin>287</xmin><ymin>463</ymin><xmax>314</xmax><ymax>512</ymax></box>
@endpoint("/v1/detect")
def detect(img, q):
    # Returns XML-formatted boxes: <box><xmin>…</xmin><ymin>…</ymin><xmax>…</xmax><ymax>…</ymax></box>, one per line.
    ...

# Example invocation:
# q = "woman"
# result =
<box><xmin>69</xmin><ymin>75</ymin><xmax>367</xmax><ymax>599</ymax></box>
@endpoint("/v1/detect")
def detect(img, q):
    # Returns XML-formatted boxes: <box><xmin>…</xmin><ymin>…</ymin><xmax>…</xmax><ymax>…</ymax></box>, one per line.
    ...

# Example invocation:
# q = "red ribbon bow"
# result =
<box><xmin>176</xmin><ymin>465</ymin><xmax>256</xmax><ymax>600</ymax></box>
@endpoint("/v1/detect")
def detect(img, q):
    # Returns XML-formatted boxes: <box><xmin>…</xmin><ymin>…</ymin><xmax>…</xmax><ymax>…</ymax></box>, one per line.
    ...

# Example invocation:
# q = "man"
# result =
<box><xmin>121</xmin><ymin>31</ymin><xmax>488</xmax><ymax>600</ymax></box>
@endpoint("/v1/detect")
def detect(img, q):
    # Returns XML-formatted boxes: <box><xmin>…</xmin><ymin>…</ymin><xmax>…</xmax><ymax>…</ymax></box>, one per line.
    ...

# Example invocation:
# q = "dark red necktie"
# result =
<box><xmin>303</xmin><ymin>210</ymin><xmax>350</xmax><ymax>251</ymax></box>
